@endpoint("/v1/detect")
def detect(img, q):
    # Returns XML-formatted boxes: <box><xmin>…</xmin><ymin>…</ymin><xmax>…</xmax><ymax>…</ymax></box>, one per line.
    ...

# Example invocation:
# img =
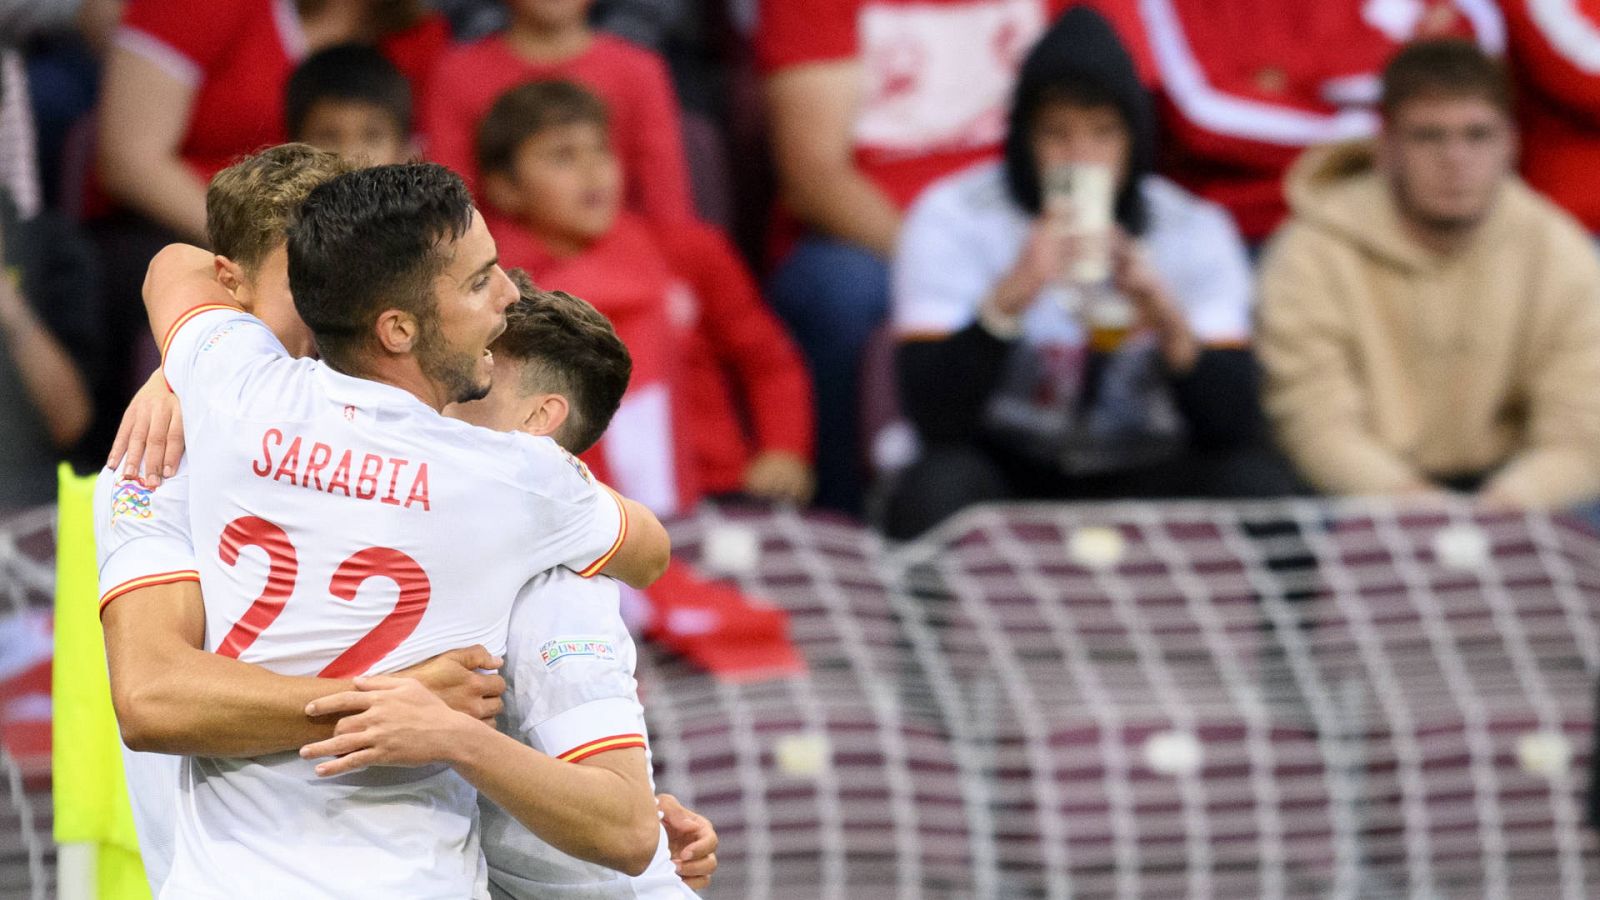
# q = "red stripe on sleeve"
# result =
<box><xmin>557</xmin><ymin>733</ymin><xmax>648</xmax><ymax>764</ymax></box>
<box><xmin>99</xmin><ymin>570</ymin><xmax>201</xmax><ymax>617</ymax></box>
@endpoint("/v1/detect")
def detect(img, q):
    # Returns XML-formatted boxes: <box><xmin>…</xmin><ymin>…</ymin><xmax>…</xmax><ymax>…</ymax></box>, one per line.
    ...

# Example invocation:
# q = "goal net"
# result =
<box><xmin>1</xmin><ymin>506</ymin><xmax>58</xmax><ymax>900</ymax></box>
<box><xmin>645</xmin><ymin>499</ymin><xmax>1600</xmax><ymax>899</ymax></box>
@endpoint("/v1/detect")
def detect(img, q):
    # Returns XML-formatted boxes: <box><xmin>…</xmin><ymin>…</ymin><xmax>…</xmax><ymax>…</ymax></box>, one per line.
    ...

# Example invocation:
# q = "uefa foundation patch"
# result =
<box><xmin>539</xmin><ymin>636</ymin><xmax>616</xmax><ymax>668</ymax></box>
<box><xmin>559</xmin><ymin>449</ymin><xmax>594</xmax><ymax>484</ymax></box>
<box><xmin>110</xmin><ymin>480</ymin><xmax>154</xmax><ymax>521</ymax></box>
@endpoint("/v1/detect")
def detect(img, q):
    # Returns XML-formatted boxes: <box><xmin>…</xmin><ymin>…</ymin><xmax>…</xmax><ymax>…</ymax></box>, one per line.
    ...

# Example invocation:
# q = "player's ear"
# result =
<box><xmin>482</xmin><ymin>170</ymin><xmax>523</xmax><ymax>218</ymax></box>
<box><xmin>522</xmin><ymin>392</ymin><xmax>570</xmax><ymax>440</ymax></box>
<box><xmin>374</xmin><ymin>308</ymin><xmax>418</xmax><ymax>354</ymax></box>
<box><xmin>214</xmin><ymin>255</ymin><xmax>246</xmax><ymax>297</ymax></box>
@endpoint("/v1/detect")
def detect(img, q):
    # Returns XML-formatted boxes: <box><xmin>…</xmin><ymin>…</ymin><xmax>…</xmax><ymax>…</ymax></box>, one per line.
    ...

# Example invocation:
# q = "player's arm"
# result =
<box><xmin>658</xmin><ymin>793</ymin><xmax>718</xmax><ymax>890</ymax></box>
<box><xmin>105</xmin><ymin>579</ymin><xmax>351</xmax><ymax>755</ymax></box>
<box><xmin>302</xmin><ymin>678</ymin><xmax>662</xmax><ymax>876</ymax></box>
<box><xmin>140</xmin><ymin>242</ymin><xmax>237</xmax><ymax>349</ymax></box>
<box><xmin>104</xmin><ymin>583</ymin><xmax>506</xmax><ymax>757</ymax></box>
<box><xmin>595</xmin><ymin>494</ymin><xmax>670</xmax><ymax>589</ymax></box>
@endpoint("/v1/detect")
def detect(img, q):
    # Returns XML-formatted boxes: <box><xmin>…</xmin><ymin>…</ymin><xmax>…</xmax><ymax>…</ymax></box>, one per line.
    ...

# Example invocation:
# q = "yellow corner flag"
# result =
<box><xmin>51</xmin><ymin>463</ymin><xmax>151</xmax><ymax>899</ymax></box>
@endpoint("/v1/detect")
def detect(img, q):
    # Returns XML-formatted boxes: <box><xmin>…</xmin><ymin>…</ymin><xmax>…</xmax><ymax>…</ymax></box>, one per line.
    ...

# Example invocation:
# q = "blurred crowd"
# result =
<box><xmin>5</xmin><ymin>0</ymin><xmax>1600</xmax><ymax>537</ymax></box>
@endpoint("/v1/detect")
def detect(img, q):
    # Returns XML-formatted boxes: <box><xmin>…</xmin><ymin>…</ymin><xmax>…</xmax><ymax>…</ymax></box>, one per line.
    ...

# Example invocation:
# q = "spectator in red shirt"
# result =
<box><xmin>1120</xmin><ymin>0</ymin><xmax>1501</xmax><ymax>241</ymax></box>
<box><xmin>476</xmin><ymin>80</ymin><xmax>815</xmax><ymax>515</ymax></box>
<box><xmin>287</xmin><ymin>44</ymin><xmax>414</xmax><ymax>167</ymax></box>
<box><xmin>423</xmin><ymin>0</ymin><xmax>694</xmax><ymax>225</ymax></box>
<box><xmin>97</xmin><ymin>0</ymin><xmax>446</xmax><ymax>241</ymax></box>
<box><xmin>1500</xmin><ymin>0</ymin><xmax>1600</xmax><ymax>232</ymax></box>
<box><xmin>757</xmin><ymin>0</ymin><xmax>1072</xmax><ymax>515</ymax></box>
<box><xmin>87</xmin><ymin>0</ymin><xmax>447</xmax><ymax>457</ymax></box>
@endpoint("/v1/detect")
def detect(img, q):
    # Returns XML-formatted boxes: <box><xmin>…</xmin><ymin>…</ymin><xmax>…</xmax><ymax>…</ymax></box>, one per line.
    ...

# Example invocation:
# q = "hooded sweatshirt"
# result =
<box><xmin>895</xmin><ymin>6</ymin><xmax>1262</xmax><ymax>472</ymax></box>
<box><xmin>1003</xmin><ymin>4</ymin><xmax>1156</xmax><ymax>234</ymax></box>
<box><xmin>1257</xmin><ymin>141</ymin><xmax>1600</xmax><ymax>507</ymax></box>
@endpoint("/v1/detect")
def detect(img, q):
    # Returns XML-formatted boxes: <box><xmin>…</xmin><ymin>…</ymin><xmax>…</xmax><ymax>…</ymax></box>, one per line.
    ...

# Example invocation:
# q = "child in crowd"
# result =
<box><xmin>286</xmin><ymin>44</ymin><xmax>415</xmax><ymax>168</ymax></box>
<box><xmin>424</xmin><ymin>0</ymin><xmax>693</xmax><ymax>224</ymax></box>
<box><xmin>475</xmin><ymin>80</ymin><xmax>815</xmax><ymax>516</ymax></box>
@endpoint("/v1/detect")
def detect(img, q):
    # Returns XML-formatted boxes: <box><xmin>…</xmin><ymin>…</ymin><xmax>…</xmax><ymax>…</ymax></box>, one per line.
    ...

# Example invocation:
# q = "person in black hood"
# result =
<box><xmin>882</xmin><ymin>6</ymin><xmax>1297</xmax><ymax>539</ymax></box>
<box><xmin>1003</xmin><ymin>4</ymin><xmax>1155</xmax><ymax>239</ymax></box>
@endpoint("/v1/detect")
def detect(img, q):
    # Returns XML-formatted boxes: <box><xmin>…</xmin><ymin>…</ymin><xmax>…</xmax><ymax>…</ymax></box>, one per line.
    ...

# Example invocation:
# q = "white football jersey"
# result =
<box><xmin>92</xmin><ymin>464</ymin><xmax>195</xmax><ymax>896</ymax></box>
<box><xmin>160</xmin><ymin>306</ymin><xmax>628</xmax><ymax>899</ymax></box>
<box><xmin>481</xmin><ymin>568</ymin><xmax>695</xmax><ymax>900</ymax></box>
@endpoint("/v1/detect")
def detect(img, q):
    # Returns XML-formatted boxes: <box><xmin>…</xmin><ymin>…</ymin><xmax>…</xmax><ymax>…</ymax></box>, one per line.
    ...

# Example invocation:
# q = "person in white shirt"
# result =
<box><xmin>99</xmin><ymin>145</ymin><xmax>716</xmax><ymax>896</ymax></box>
<box><xmin>886</xmin><ymin>7</ymin><xmax>1297</xmax><ymax>539</ymax></box>
<box><xmin>139</xmin><ymin>162</ymin><xmax>672</xmax><ymax>898</ymax></box>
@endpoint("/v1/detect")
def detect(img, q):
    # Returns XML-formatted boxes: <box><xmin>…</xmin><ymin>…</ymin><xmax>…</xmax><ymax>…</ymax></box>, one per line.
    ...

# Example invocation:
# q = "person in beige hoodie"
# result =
<box><xmin>1258</xmin><ymin>38</ymin><xmax>1600</xmax><ymax>510</ymax></box>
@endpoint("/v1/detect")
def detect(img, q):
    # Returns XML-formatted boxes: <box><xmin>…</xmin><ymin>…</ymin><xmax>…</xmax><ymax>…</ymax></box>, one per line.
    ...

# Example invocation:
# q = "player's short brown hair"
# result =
<box><xmin>494</xmin><ymin>269</ymin><xmax>631</xmax><ymax>453</ymax></box>
<box><xmin>207</xmin><ymin>143</ymin><xmax>353</xmax><ymax>274</ymax></box>
<box><xmin>1381</xmin><ymin>38</ymin><xmax>1511</xmax><ymax>121</ymax></box>
<box><xmin>474</xmin><ymin>80</ymin><xmax>610</xmax><ymax>178</ymax></box>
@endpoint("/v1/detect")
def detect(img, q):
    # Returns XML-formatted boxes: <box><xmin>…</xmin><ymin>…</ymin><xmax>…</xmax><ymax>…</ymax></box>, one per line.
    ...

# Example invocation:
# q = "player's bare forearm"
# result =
<box><xmin>103</xmin><ymin>580</ymin><xmax>352</xmax><ymax>755</ymax></box>
<box><xmin>455</xmin><ymin>731</ymin><xmax>660</xmax><ymax>875</ymax></box>
<box><xmin>598</xmin><ymin>495</ymin><xmax>671</xmax><ymax>588</ymax></box>
<box><xmin>301</xmin><ymin>679</ymin><xmax>660</xmax><ymax>875</ymax></box>
<box><xmin>105</xmin><ymin>581</ymin><xmax>505</xmax><ymax>756</ymax></box>
<box><xmin>141</xmin><ymin>243</ymin><xmax>235</xmax><ymax>349</ymax></box>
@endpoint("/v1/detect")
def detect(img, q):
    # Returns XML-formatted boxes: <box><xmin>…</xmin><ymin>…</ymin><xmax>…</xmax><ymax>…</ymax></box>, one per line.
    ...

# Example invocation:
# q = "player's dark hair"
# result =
<box><xmin>496</xmin><ymin>268</ymin><xmax>631</xmax><ymax>454</ymax></box>
<box><xmin>207</xmin><ymin>143</ymin><xmax>352</xmax><ymax>274</ymax></box>
<box><xmin>285</xmin><ymin>43</ymin><xmax>413</xmax><ymax>139</ymax></box>
<box><xmin>475</xmin><ymin>80</ymin><xmax>610</xmax><ymax>177</ymax></box>
<box><xmin>1381</xmin><ymin>39</ymin><xmax>1511</xmax><ymax>120</ymax></box>
<box><xmin>288</xmin><ymin>162</ymin><xmax>474</xmax><ymax>371</ymax></box>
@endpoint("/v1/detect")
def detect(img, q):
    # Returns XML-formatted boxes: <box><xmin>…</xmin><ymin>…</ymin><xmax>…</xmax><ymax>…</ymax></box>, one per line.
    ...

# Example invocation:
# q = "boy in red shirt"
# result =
<box><xmin>425</xmin><ymin>0</ymin><xmax>694</xmax><ymax>225</ymax></box>
<box><xmin>475</xmin><ymin>80</ymin><xmax>816</xmax><ymax>516</ymax></box>
<box><xmin>287</xmin><ymin>44</ymin><xmax>414</xmax><ymax>168</ymax></box>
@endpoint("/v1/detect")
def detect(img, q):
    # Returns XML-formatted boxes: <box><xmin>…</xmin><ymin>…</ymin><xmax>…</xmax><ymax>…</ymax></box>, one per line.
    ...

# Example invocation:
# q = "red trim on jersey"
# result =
<box><xmin>159</xmin><ymin>303</ymin><xmax>239</xmax><ymax>360</ymax></box>
<box><xmin>557</xmin><ymin>733</ymin><xmax>647</xmax><ymax>764</ymax></box>
<box><xmin>99</xmin><ymin>570</ymin><xmax>201</xmax><ymax>617</ymax></box>
<box><xmin>160</xmin><ymin>303</ymin><xmax>239</xmax><ymax>392</ymax></box>
<box><xmin>576</xmin><ymin>488</ymin><xmax>629</xmax><ymax>579</ymax></box>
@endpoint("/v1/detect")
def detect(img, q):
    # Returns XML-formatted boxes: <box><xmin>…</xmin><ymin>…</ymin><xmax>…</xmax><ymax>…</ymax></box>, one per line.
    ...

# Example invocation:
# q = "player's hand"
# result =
<box><xmin>300</xmin><ymin>675</ymin><xmax>481</xmax><ymax>776</ymax></box>
<box><xmin>396</xmin><ymin>645</ymin><xmax>506</xmax><ymax>725</ymax></box>
<box><xmin>657</xmin><ymin>793</ymin><xmax>717</xmax><ymax>891</ymax></box>
<box><xmin>108</xmin><ymin>369</ymin><xmax>185</xmax><ymax>487</ymax></box>
<box><xmin>742</xmin><ymin>451</ymin><xmax>815</xmax><ymax>506</ymax></box>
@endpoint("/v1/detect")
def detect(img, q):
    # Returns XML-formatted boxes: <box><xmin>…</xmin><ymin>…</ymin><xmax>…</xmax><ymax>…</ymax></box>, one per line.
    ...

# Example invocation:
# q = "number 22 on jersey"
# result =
<box><xmin>213</xmin><ymin>515</ymin><xmax>431</xmax><ymax>678</ymax></box>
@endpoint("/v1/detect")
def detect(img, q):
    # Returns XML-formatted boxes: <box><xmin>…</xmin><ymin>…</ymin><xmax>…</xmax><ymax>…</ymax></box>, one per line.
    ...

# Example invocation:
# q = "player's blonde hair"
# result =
<box><xmin>206</xmin><ymin>143</ymin><xmax>353</xmax><ymax>275</ymax></box>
